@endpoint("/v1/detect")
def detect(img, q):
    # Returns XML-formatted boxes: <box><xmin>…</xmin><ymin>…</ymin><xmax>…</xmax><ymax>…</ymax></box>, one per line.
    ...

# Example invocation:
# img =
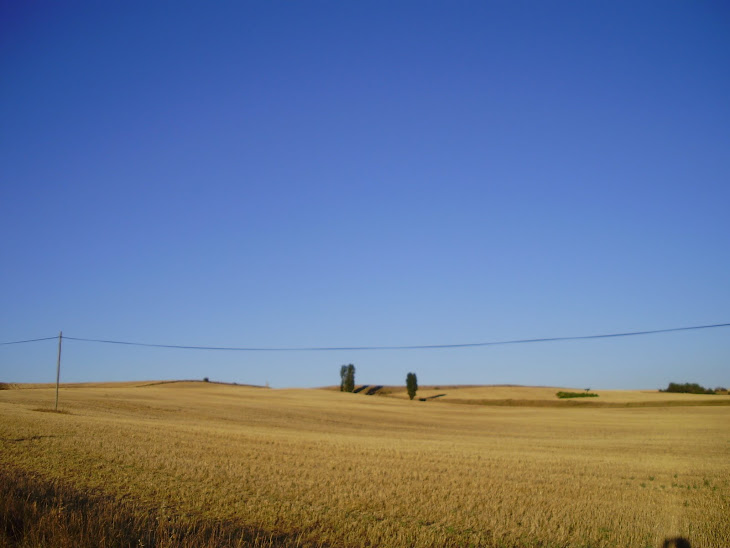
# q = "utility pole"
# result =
<box><xmin>55</xmin><ymin>331</ymin><xmax>62</xmax><ymax>411</ymax></box>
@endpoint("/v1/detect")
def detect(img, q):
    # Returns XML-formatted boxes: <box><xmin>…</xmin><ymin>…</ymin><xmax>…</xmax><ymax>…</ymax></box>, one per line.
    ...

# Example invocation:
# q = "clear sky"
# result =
<box><xmin>1</xmin><ymin>2</ymin><xmax>728</xmax><ymax>389</ymax></box>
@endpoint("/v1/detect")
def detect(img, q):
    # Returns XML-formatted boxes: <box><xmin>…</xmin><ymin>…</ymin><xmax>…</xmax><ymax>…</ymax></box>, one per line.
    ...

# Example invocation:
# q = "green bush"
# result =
<box><xmin>556</xmin><ymin>391</ymin><xmax>599</xmax><ymax>399</ymax></box>
<box><xmin>660</xmin><ymin>382</ymin><xmax>715</xmax><ymax>394</ymax></box>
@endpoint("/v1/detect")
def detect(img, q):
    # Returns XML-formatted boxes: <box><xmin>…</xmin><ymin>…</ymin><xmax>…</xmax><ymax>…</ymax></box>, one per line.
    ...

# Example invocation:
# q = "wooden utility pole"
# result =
<box><xmin>55</xmin><ymin>331</ymin><xmax>62</xmax><ymax>411</ymax></box>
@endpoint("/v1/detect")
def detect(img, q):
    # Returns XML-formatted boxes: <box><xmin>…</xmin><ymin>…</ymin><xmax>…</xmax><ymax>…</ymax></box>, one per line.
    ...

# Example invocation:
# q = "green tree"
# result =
<box><xmin>406</xmin><ymin>372</ymin><xmax>418</xmax><ymax>400</ymax></box>
<box><xmin>345</xmin><ymin>364</ymin><xmax>355</xmax><ymax>392</ymax></box>
<box><xmin>340</xmin><ymin>364</ymin><xmax>355</xmax><ymax>392</ymax></box>
<box><xmin>339</xmin><ymin>365</ymin><xmax>348</xmax><ymax>391</ymax></box>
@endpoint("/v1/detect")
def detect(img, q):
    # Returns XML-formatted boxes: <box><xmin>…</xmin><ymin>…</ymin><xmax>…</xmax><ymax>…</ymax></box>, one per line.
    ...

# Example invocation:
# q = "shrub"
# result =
<box><xmin>556</xmin><ymin>391</ymin><xmax>598</xmax><ymax>399</ymax></box>
<box><xmin>660</xmin><ymin>382</ymin><xmax>715</xmax><ymax>394</ymax></box>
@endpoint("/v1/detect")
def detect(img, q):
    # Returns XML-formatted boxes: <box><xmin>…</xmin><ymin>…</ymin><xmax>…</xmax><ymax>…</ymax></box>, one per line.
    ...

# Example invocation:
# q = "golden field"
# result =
<box><xmin>1</xmin><ymin>382</ymin><xmax>729</xmax><ymax>547</ymax></box>
<box><xmin>382</xmin><ymin>384</ymin><xmax>727</xmax><ymax>405</ymax></box>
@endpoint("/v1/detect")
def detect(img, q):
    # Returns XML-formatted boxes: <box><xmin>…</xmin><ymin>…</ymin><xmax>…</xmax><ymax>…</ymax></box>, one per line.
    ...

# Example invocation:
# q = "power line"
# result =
<box><xmin>0</xmin><ymin>336</ymin><xmax>58</xmax><ymax>346</ymax></box>
<box><xmin>57</xmin><ymin>322</ymin><xmax>730</xmax><ymax>351</ymax></box>
<box><xmin>3</xmin><ymin>322</ymin><xmax>729</xmax><ymax>351</ymax></box>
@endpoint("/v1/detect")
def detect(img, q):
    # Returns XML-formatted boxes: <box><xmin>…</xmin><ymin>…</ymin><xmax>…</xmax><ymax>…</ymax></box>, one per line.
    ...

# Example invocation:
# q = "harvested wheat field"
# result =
<box><xmin>383</xmin><ymin>385</ymin><xmax>728</xmax><ymax>406</ymax></box>
<box><xmin>1</xmin><ymin>382</ymin><xmax>729</xmax><ymax>547</ymax></box>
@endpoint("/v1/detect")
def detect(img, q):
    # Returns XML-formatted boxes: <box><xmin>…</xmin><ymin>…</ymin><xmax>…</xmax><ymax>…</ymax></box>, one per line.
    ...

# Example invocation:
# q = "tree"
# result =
<box><xmin>340</xmin><ymin>364</ymin><xmax>355</xmax><ymax>392</ymax></box>
<box><xmin>345</xmin><ymin>364</ymin><xmax>355</xmax><ymax>392</ymax></box>
<box><xmin>339</xmin><ymin>365</ymin><xmax>348</xmax><ymax>392</ymax></box>
<box><xmin>406</xmin><ymin>372</ymin><xmax>418</xmax><ymax>400</ymax></box>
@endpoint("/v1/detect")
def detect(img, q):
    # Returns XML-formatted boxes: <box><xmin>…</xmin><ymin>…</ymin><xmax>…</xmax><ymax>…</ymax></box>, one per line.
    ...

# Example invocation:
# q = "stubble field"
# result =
<box><xmin>1</xmin><ymin>382</ymin><xmax>728</xmax><ymax>547</ymax></box>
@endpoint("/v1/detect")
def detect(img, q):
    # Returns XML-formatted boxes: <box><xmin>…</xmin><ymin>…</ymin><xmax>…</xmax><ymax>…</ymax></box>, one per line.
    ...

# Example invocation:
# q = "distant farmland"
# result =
<box><xmin>1</xmin><ymin>382</ymin><xmax>728</xmax><ymax>547</ymax></box>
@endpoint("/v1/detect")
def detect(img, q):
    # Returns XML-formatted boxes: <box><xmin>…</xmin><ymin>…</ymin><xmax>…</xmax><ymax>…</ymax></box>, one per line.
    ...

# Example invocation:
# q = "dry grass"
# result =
<box><xmin>1</xmin><ymin>382</ymin><xmax>728</xmax><ymax>547</ymax></box>
<box><xmin>383</xmin><ymin>384</ymin><xmax>729</xmax><ymax>405</ymax></box>
<box><xmin>0</xmin><ymin>468</ymin><xmax>307</xmax><ymax>548</ymax></box>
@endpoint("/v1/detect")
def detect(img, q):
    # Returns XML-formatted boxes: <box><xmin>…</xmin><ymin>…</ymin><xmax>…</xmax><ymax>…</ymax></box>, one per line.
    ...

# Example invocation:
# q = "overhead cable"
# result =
<box><xmin>3</xmin><ymin>322</ymin><xmax>729</xmax><ymax>351</ymax></box>
<box><xmin>0</xmin><ymin>336</ymin><xmax>58</xmax><ymax>346</ymax></box>
<box><xmin>54</xmin><ymin>322</ymin><xmax>730</xmax><ymax>351</ymax></box>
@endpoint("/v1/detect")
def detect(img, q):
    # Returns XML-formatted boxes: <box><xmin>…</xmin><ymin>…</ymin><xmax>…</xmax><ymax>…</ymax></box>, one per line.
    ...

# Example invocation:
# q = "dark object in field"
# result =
<box><xmin>419</xmin><ymin>394</ymin><xmax>446</xmax><ymax>402</ymax></box>
<box><xmin>662</xmin><ymin>537</ymin><xmax>691</xmax><ymax>548</ymax></box>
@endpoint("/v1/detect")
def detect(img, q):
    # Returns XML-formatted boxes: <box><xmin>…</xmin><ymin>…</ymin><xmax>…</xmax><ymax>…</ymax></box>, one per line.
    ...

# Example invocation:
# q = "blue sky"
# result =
<box><xmin>1</xmin><ymin>2</ymin><xmax>728</xmax><ymax>389</ymax></box>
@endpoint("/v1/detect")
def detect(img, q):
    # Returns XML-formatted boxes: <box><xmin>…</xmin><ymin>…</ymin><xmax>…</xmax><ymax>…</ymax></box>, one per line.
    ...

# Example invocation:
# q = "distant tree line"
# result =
<box><xmin>660</xmin><ymin>382</ymin><xmax>724</xmax><ymax>394</ymax></box>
